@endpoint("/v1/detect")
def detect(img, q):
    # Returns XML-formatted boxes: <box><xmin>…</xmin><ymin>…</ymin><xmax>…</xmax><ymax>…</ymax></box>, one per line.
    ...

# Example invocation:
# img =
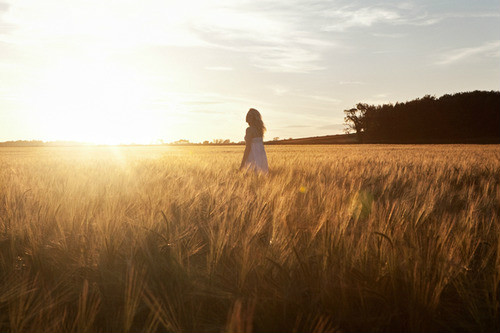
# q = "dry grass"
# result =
<box><xmin>0</xmin><ymin>145</ymin><xmax>498</xmax><ymax>332</ymax></box>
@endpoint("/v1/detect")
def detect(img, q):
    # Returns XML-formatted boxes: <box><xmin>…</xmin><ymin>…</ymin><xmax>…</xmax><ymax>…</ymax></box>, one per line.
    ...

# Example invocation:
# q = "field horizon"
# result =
<box><xmin>0</xmin><ymin>145</ymin><xmax>498</xmax><ymax>332</ymax></box>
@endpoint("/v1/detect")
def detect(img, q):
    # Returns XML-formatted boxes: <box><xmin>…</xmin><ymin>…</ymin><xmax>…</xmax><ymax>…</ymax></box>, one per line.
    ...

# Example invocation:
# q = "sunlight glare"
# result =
<box><xmin>27</xmin><ymin>58</ymin><xmax>157</xmax><ymax>144</ymax></box>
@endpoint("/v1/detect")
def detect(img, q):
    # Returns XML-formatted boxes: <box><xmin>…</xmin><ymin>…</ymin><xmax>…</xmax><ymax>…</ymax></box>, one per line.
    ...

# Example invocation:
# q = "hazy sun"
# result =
<box><xmin>27</xmin><ymin>58</ymin><xmax>157</xmax><ymax>144</ymax></box>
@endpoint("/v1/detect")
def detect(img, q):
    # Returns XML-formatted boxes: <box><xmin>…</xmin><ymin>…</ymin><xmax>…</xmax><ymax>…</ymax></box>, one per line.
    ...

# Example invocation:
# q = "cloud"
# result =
<box><xmin>0</xmin><ymin>0</ymin><xmax>209</xmax><ymax>47</ymax></box>
<box><xmin>187</xmin><ymin>109</ymin><xmax>225</xmax><ymax>115</ymax></box>
<box><xmin>5</xmin><ymin>1</ymin><xmax>496</xmax><ymax>75</ymax></box>
<box><xmin>0</xmin><ymin>1</ymin><xmax>15</xmax><ymax>35</ymax></box>
<box><xmin>322</xmin><ymin>7</ymin><xmax>401</xmax><ymax>31</ymax></box>
<box><xmin>247</xmin><ymin>45</ymin><xmax>325</xmax><ymax>72</ymax></box>
<box><xmin>309</xmin><ymin>95</ymin><xmax>342</xmax><ymax>104</ymax></box>
<box><xmin>183</xmin><ymin>101</ymin><xmax>223</xmax><ymax>106</ymax></box>
<box><xmin>339</xmin><ymin>81</ymin><xmax>366</xmax><ymax>86</ymax></box>
<box><xmin>269</xmin><ymin>86</ymin><xmax>289</xmax><ymax>96</ymax></box>
<box><xmin>0</xmin><ymin>2</ymin><xmax>9</xmax><ymax>12</ymax></box>
<box><xmin>205</xmin><ymin>66</ymin><xmax>233</xmax><ymax>71</ymax></box>
<box><xmin>371</xmin><ymin>32</ymin><xmax>406</xmax><ymax>38</ymax></box>
<box><xmin>283</xmin><ymin>124</ymin><xmax>311</xmax><ymax>129</ymax></box>
<box><xmin>402</xmin><ymin>12</ymin><xmax>500</xmax><ymax>28</ymax></box>
<box><xmin>316</xmin><ymin>123</ymin><xmax>344</xmax><ymax>131</ymax></box>
<box><xmin>321</xmin><ymin>4</ymin><xmax>500</xmax><ymax>31</ymax></box>
<box><xmin>1</xmin><ymin>0</ymin><xmax>336</xmax><ymax>73</ymax></box>
<box><xmin>435</xmin><ymin>40</ymin><xmax>500</xmax><ymax>65</ymax></box>
<box><xmin>190</xmin><ymin>3</ymin><xmax>334</xmax><ymax>73</ymax></box>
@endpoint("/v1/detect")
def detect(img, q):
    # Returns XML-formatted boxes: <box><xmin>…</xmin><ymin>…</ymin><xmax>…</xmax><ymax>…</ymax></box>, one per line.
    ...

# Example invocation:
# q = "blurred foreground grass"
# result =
<box><xmin>0</xmin><ymin>145</ymin><xmax>499</xmax><ymax>332</ymax></box>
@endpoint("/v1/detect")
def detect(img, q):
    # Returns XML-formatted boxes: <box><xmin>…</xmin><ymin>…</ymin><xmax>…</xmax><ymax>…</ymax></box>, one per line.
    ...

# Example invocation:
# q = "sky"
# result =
<box><xmin>0</xmin><ymin>0</ymin><xmax>499</xmax><ymax>144</ymax></box>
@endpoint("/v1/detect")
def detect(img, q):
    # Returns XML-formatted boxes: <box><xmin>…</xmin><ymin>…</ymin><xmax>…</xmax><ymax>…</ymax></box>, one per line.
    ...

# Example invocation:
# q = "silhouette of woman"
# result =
<box><xmin>240</xmin><ymin>108</ymin><xmax>269</xmax><ymax>173</ymax></box>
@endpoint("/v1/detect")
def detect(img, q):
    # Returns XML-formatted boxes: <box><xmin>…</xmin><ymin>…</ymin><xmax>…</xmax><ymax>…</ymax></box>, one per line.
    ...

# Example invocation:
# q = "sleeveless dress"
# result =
<box><xmin>245</xmin><ymin>134</ymin><xmax>269</xmax><ymax>173</ymax></box>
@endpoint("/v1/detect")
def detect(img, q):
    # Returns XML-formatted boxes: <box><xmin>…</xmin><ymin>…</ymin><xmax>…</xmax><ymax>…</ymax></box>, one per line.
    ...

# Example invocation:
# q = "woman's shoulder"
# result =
<box><xmin>245</xmin><ymin>126</ymin><xmax>257</xmax><ymax>137</ymax></box>
<box><xmin>246</xmin><ymin>126</ymin><xmax>261</xmax><ymax>137</ymax></box>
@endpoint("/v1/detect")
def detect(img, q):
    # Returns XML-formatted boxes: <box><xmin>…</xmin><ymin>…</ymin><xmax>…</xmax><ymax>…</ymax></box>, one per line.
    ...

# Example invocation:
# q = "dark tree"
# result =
<box><xmin>343</xmin><ymin>91</ymin><xmax>500</xmax><ymax>143</ymax></box>
<box><xmin>344</xmin><ymin>104</ymin><xmax>366</xmax><ymax>142</ymax></box>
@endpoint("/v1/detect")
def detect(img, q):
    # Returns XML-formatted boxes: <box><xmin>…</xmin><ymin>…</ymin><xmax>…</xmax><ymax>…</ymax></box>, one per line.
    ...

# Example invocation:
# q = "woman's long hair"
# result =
<box><xmin>246</xmin><ymin>108</ymin><xmax>266</xmax><ymax>137</ymax></box>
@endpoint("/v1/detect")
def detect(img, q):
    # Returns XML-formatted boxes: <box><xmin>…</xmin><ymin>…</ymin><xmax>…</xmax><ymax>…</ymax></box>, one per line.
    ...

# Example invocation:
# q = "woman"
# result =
<box><xmin>240</xmin><ymin>108</ymin><xmax>269</xmax><ymax>173</ymax></box>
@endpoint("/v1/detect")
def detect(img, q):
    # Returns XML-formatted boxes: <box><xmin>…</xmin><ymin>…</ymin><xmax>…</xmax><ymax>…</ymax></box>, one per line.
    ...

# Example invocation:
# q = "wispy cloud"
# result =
<box><xmin>205</xmin><ymin>66</ymin><xmax>233</xmax><ymax>71</ymax></box>
<box><xmin>435</xmin><ymin>40</ymin><xmax>500</xmax><ymax>65</ymax></box>
<box><xmin>322</xmin><ymin>7</ymin><xmax>401</xmax><ymax>31</ymax></box>
<box><xmin>309</xmin><ymin>95</ymin><xmax>342</xmax><ymax>104</ymax></box>
<box><xmin>187</xmin><ymin>109</ymin><xmax>225</xmax><ymax>115</ymax></box>
<box><xmin>371</xmin><ymin>32</ymin><xmax>406</xmax><ymax>38</ymax></box>
<box><xmin>317</xmin><ymin>123</ymin><xmax>344</xmax><ymax>131</ymax></box>
<box><xmin>248</xmin><ymin>45</ymin><xmax>326</xmax><ymax>72</ymax></box>
<box><xmin>183</xmin><ymin>101</ymin><xmax>223</xmax><ymax>106</ymax></box>
<box><xmin>269</xmin><ymin>86</ymin><xmax>289</xmax><ymax>96</ymax></box>
<box><xmin>191</xmin><ymin>4</ymin><xmax>333</xmax><ymax>73</ymax></box>
<box><xmin>188</xmin><ymin>3</ymin><xmax>352</xmax><ymax>73</ymax></box>
<box><xmin>339</xmin><ymin>81</ymin><xmax>366</xmax><ymax>86</ymax></box>
<box><xmin>0</xmin><ymin>2</ymin><xmax>9</xmax><ymax>13</ymax></box>
<box><xmin>406</xmin><ymin>12</ymin><xmax>500</xmax><ymax>27</ymax></box>
<box><xmin>0</xmin><ymin>1</ymin><xmax>14</xmax><ymax>35</ymax></box>
<box><xmin>283</xmin><ymin>124</ymin><xmax>311</xmax><ymax>129</ymax></box>
<box><xmin>321</xmin><ymin>4</ymin><xmax>500</xmax><ymax>31</ymax></box>
<box><xmin>4</xmin><ymin>1</ymin><xmax>497</xmax><ymax>74</ymax></box>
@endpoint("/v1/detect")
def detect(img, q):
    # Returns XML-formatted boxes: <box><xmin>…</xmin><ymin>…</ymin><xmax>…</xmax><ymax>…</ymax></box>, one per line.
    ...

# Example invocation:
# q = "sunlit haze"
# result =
<box><xmin>1</xmin><ymin>0</ymin><xmax>499</xmax><ymax>144</ymax></box>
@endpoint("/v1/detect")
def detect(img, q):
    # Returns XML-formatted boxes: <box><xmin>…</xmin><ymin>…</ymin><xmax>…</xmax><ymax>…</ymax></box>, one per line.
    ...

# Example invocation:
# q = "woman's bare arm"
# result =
<box><xmin>240</xmin><ymin>128</ymin><xmax>253</xmax><ymax>169</ymax></box>
<box><xmin>240</xmin><ymin>141</ymin><xmax>251</xmax><ymax>169</ymax></box>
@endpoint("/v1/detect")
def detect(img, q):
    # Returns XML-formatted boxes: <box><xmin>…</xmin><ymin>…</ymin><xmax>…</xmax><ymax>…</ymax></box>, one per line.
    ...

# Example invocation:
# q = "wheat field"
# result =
<box><xmin>0</xmin><ymin>145</ymin><xmax>498</xmax><ymax>332</ymax></box>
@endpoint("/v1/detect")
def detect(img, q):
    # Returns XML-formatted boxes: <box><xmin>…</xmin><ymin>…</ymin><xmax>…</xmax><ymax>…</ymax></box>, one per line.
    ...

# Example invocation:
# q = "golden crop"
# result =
<box><xmin>0</xmin><ymin>145</ymin><xmax>498</xmax><ymax>332</ymax></box>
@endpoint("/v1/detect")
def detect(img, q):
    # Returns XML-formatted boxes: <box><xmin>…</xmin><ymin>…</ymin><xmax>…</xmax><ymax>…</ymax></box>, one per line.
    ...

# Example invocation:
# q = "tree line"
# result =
<box><xmin>344</xmin><ymin>90</ymin><xmax>500</xmax><ymax>143</ymax></box>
